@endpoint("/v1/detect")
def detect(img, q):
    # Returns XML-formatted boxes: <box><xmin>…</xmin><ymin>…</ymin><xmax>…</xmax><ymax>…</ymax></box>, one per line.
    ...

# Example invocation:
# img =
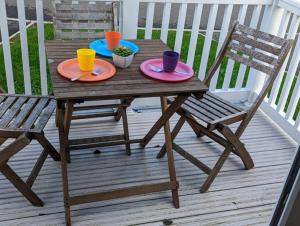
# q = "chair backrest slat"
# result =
<box><xmin>225</xmin><ymin>50</ymin><xmax>274</xmax><ymax>75</ymax></box>
<box><xmin>235</xmin><ymin>23</ymin><xmax>286</xmax><ymax>46</ymax></box>
<box><xmin>231</xmin><ymin>33</ymin><xmax>282</xmax><ymax>55</ymax></box>
<box><xmin>228</xmin><ymin>42</ymin><xmax>277</xmax><ymax>65</ymax></box>
<box><xmin>52</xmin><ymin>0</ymin><xmax>117</xmax><ymax>40</ymax></box>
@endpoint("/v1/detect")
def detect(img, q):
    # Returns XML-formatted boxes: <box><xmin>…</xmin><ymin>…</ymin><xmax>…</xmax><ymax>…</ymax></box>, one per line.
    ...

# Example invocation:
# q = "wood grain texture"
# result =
<box><xmin>46</xmin><ymin>40</ymin><xmax>207</xmax><ymax>100</ymax></box>
<box><xmin>164</xmin><ymin>22</ymin><xmax>292</xmax><ymax>193</ymax></box>
<box><xmin>0</xmin><ymin>94</ymin><xmax>60</xmax><ymax>208</ymax></box>
<box><xmin>52</xmin><ymin>1</ymin><xmax>117</xmax><ymax>40</ymax></box>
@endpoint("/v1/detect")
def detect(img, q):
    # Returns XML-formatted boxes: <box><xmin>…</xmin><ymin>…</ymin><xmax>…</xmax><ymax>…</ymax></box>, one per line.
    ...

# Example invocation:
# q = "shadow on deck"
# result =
<box><xmin>0</xmin><ymin>109</ymin><xmax>297</xmax><ymax>226</ymax></box>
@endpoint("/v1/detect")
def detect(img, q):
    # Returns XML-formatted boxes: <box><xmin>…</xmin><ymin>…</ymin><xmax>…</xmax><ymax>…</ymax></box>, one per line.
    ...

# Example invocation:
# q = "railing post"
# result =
<box><xmin>247</xmin><ymin>1</ymin><xmax>284</xmax><ymax>101</ymax></box>
<box><xmin>121</xmin><ymin>0</ymin><xmax>139</xmax><ymax>39</ymax></box>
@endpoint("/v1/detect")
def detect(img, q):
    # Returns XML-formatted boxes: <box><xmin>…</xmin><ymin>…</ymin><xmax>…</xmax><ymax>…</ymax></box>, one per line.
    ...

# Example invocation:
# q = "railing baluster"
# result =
<box><xmin>285</xmin><ymin>74</ymin><xmax>300</xmax><ymax>121</ymax></box>
<box><xmin>145</xmin><ymin>2</ymin><xmax>155</xmax><ymax>40</ymax></box>
<box><xmin>222</xmin><ymin>4</ymin><xmax>248</xmax><ymax>91</ymax></box>
<box><xmin>36</xmin><ymin>0</ymin><xmax>48</xmax><ymax>95</ymax></box>
<box><xmin>276</xmin><ymin>15</ymin><xmax>300</xmax><ymax>113</ymax></box>
<box><xmin>187</xmin><ymin>3</ymin><xmax>203</xmax><ymax>67</ymax></box>
<box><xmin>295</xmin><ymin>111</ymin><xmax>300</xmax><ymax>129</ymax></box>
<box><xmin>239</xmin><ymin>5</ymin><xmax>262</xmax><ymax>91</ymax></box>
<box><xmin>198</xmin><ymin>4</ymin><xmax>218</xmax><ymax>81</ymax></box>
<box><xmin>160</xmin><ymin>2</ymin><xmax>171</xmax><ymax>43</ymax></box>
<box><xmin>209</xmin><ymin>4</ymin><xmax>233</xmax><ymax>91</ymax></box>
<box><xmin>17</xmin><ymin>0</ymin><xmax>32</xmax><ymax>95</ymax></box>
<box><xmin>0</xmin><ymin>0</ymin><xmax>15</xmax><ymax>94</ymax></box>
<box><xmin>174</xmin><ymin>3</ymin><xmax>187</xmax><ymax>53</ymax></box>
<box><xmin>268</xmin><ymin>10</ymin><xmax>292</xmax><ymax>105</ymax></box>
<box><xmin>231</xmin><ymin>4</ymin><xmax>249</xmax><ymax>89</ymax></box>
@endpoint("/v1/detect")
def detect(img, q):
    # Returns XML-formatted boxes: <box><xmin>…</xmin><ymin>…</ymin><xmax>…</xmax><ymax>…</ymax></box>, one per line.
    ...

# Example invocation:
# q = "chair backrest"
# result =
<box><xmin>204</xmin><ymin>21</ymin><xmax>293</xmax><ymax>135</ymax></box>
<box><xmin>52</xmin><ymin>0</ymin><xmax>118</xmax><ymax>40</ymax></box>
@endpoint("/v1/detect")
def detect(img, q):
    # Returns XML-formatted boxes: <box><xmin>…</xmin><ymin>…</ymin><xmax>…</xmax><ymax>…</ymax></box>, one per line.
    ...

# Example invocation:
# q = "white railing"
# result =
<box><xmin>257</xmin><ymin>0</ymin><xmax>300</xmax><ymax>142</ymax></box>
<box><xmin>0</xmin><ymin>0</ymin><xmax>299</xmax><ymax>142</ymax></box>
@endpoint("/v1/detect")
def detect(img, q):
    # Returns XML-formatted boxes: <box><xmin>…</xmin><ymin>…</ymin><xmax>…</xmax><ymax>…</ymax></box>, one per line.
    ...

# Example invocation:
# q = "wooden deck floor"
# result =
<box><xmin>0</xmin><ymin>108</ymin><xmax>297</xmax><ymax>226</ymax></box>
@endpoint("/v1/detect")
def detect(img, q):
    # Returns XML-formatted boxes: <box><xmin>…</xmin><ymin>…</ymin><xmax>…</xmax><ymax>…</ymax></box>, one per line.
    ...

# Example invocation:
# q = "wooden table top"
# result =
<box><xmin>46</xmin><ymin>40</ymin><xmax>208</xmax><ymax>100</ymax></box>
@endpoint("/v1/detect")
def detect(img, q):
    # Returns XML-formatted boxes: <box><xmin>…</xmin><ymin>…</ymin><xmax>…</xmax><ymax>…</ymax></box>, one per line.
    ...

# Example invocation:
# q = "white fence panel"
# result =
<box><xmin>36</xmin><ymin>0</ymin><xmax>48</xmax><ymax>95</ymax></box>
<box><xmin>186</xmin><ymin>3</ymin><xmax>203</xmax><ymax>67</ymax></box>
<box><xmin>0</xmin><ymin>0</ymin><xmax>15</xmax><ymax>94</ymax></box>
<box><xmin>267</xmin><ymin>9</ymin><xmax>291</xmax><ymax>105</ymax></box>
<box><xmin>222</xmin><ymin>4</ymin><xmax>248</xmax><ymax>91</ymax></box>
<box><xmin>17</xmin><ymin>0</ymin><xmax>31</xmax><ymax>95</ymax></box>
<box><xmin>209</xmin><ymin>4</ymin><xmax>233</xmax><ymax>91</ymax></box>
<box><xmin>234</xmin><ymin>4</ymin><xmax>248</xmax><ymax>89</ymax></box>
<box><xmin>160</xmin><ymin>2</ymin><xmax>171</xmax><ymax>43</ymax></box>
<box><xmin>174</xmin><ymin>3</ymin><xmax>187</xmax><ymax>53</ymax></box>
<box><xmin>145</xmin><ymin>2</ymin><xmax>155</xmax><ymax>39</ymax></box>
<box><xmin>198</xmin><ymin>4</ymin><xmax>218</xmax><ymax>80</ymax></box>
<box><xmin>268</xmin><ymin>13</ymin><xmax>299</xmax><ymax>106</ymax></box>
<box><xmin>285</xmin><ymin>75</ymin><xmax>300</xmax><ymax>121</ymax></box>
<box><xmin>276</xmin><ymin>17</ymin><xmax>300</xmax><ymax>113</ymax></box>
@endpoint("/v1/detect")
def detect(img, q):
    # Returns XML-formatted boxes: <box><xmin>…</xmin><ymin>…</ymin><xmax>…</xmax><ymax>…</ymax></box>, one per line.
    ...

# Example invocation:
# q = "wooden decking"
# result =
<box><xmin>0</xmin><ymin>108</ymin><xmax>297</xmax><ymax>226</ymax></box>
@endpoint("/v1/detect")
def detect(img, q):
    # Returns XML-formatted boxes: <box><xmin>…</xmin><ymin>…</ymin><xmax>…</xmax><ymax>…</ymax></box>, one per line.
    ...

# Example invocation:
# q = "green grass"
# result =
<box><xmin>0</xmin><ymin>24</ymin><xmax>299</xmax><ymax>120</ymax></box>
<box><xmin>0</xmin><ymin>23</ymin><xmax>54</xmax><ymax>94</ymax></box>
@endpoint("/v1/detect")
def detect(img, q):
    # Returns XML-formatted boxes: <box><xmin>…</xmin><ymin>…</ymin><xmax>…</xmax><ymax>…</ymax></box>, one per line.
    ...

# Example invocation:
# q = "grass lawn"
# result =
<box><xmin>0</xmin><ymin>24</ymin><xmax>299</xmax><ymax>120</ymax></box>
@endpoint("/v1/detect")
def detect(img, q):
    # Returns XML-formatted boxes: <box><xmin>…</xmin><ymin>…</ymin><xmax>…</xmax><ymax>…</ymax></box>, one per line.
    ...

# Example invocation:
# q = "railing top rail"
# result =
<box><xmin>278</xmin><ymin>0</ymin><xmax>300</xmax><ymax>16</ymax></box>
<box><xmin>138</xmin><ymin>0</ymin><xmax>273</xmax><ymax>4</ymax></box>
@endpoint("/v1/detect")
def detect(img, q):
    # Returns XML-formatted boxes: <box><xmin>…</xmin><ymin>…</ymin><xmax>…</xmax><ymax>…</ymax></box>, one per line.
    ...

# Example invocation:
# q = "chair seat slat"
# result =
<box><xmin>0</xmin><ymin>97</ymin><xmax>27</xmax><ymax>128</ymax></box>
<box><xmin>188</xmin><ymin>96</ymin><xmax>227</xmax><ymax>118</ymax></box>
<box><xmin>34</xmin><ymin>99</ymin><xmax>57</xmax><ymax>132</ymax></box>
<box><xmin>21</xmin><ymin>98</ymin><xmax>49</xmax><ymax>130</ymax></box>
<box><xmin>0</xmin><ymin>97</ymin><xmax>16</xmax><ymax>118</ymax></box>
<box><xmin>9</xmin><ymin>98</ymin><xmax>39</xmax><ymax>129</ymax></box>
<box><xmin>200</xmin><ymin>97</ymin><xmax>233</xmax><ymax>116</ymax></box>
<box><xmin>184</xmin><ymin>99</ymin><xmax>220</xmax><ymax>121</ymax></box>
<box><xmin>204</xmin><ymin>93</ymin><xmax>241</xmax><ymax>113</ymax></box>
<box><xmin>181</xmin><ymin>103</ymin><xmax>212</xmax><ymax>124</ymax></box>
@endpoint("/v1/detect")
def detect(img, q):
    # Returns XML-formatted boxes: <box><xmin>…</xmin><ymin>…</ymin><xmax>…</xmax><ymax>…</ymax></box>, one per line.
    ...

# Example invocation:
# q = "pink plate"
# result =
<box><xmin>140</xmin><ymin>58</ymin><xmax>194</xmax><ymax>82</ymax></box>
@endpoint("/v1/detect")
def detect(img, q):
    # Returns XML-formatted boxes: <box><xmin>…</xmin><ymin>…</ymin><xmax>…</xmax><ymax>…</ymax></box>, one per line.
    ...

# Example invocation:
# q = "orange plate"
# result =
<box><xmin>57</xmin><ymin>58</ymin><xmax>116</xmax><ymax>82</ymax></box>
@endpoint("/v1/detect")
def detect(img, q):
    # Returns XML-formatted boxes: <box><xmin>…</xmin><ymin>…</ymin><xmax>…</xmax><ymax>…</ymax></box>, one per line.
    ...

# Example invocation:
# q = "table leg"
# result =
<box><xmin>141</xmin><ymin>95</ymin><xmax>188</xmax><ymax>147</ymax></box>
<box><xmin>160</xmin><ymin>96</ymin><xmax>179</xmax><ymax>208</ymax></box>
<box><xmin>64</xmin><ymin>100</ymin><xmax>74</xmax><ymax>163</ymax></box>
<box><xmin>57</xmin><ymin>101</ymin><xmax>72</xmax><ymax>226</ymax></box>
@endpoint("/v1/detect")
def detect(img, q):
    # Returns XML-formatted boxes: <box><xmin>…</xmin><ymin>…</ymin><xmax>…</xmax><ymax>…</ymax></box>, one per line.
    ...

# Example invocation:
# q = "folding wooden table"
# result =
<box><xmin>46</xmin><ymin>39</ymin><xmax>207</xmax><ymax>226</ymax></box>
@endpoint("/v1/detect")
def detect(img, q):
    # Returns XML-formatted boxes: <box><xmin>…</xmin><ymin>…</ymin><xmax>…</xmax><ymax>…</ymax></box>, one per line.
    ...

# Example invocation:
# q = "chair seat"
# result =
<box><xmin>169</xmin><ymin>92</ymin><xmax>247</xmax><ymax>130</ymax></box>
<box><xmin>0</xmin><ymin>95</ymin><xmax>56</xmax><ymax>133</ymax></box>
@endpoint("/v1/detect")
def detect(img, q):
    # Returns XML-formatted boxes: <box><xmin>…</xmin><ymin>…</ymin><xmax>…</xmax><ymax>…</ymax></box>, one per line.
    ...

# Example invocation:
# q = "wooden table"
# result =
<box><xmin>46</xmin><ymin>40</ymin><xmax>208</xmax><ymax>226</ymax></box>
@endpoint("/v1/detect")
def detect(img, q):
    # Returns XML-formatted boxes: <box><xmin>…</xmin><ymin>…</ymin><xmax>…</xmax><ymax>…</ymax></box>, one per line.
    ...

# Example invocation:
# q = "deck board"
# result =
<box><xmin>0</xmin><ymin>109</ymin><xmax>297</xmax><ymax>226</ymax></box>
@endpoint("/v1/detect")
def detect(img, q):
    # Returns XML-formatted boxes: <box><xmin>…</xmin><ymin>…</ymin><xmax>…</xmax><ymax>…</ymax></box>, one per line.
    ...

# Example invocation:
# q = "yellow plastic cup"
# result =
<box><xmin>77</xmin><ymin>49</ymin><xmax>96</xmax><ymax>71</ymax></box>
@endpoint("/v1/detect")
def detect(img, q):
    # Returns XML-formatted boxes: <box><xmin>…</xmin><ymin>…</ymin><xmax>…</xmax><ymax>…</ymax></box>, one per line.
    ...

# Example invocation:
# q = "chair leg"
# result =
<box><xmin>34</xmin><ymin>132</ymin><xmax>60</xmax><ymax>161</ymax></box>
<box><xmin>185</xmin><ymin>115</ymin><xmax>204</xmax><ymax>138</ymax></box>
<box><xmin>218</xmin><ymin>124</ymin><xmax>254</xmax><ymax>170</ymax></box>
<box><xmin>26</xmin><ymin>149</ymin><xmax>48</xmax><ymax>188</ymax></box>
<box><xmin>115</xmin><ymin>106</ymin><xmax>123</xmax><ymax>122</ymax></box>
<box><xmin>55</xmin><ymin>109</ymin><xmax>59</xmax><ymax>128</ymax></box>
<box><xmin>0</xmin><ymin>163</ymin><xmax>44</xmax><ymax>207</ymax></box>
<box><xmin>121</xmin><ymin>107</ymin><xmax>131</xmax><ymax>155</ymax></box>
<box><xmin>64</xmin><ymin>101</ymin><xmax>74</xmax><ymax>164</ymax></box>
<box><xmin>157</xmin><ymin>116</ymin><xmax>186</xmax><ymax>158</ymax></box>
<box><xmin>200</xmin><ymin>147</ymin><xmax>231</xmax><ymax>193</ymax></box>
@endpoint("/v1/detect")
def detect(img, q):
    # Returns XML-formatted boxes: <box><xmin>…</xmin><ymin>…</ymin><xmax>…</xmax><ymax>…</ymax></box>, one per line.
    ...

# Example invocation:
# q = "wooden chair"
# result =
<box><xmin>52</xmin><ymin>0</ymin><xmax>118</xmax><ymax>40</ymax></box>
<box><xmin>157</xmin><ymin>22</ymin><xmax>293</xmax><ymax>193</ymax></box>
<box><xmin>0</xmin><ymin>91</ymin><xmax>60</xmax><ymax>206</ymax></box>
<box><xmin>52</xmin><ymin>0</ymin><xmax>132</xmax><ymax>155</ymax></box>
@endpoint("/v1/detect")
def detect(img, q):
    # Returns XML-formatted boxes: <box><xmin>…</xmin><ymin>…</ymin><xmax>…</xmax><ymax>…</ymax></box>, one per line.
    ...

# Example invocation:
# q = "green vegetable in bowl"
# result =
<box><xmin>113</xmin><ymin>46</ymin><xmax>133</xmax><ymax>57</ymax></box>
